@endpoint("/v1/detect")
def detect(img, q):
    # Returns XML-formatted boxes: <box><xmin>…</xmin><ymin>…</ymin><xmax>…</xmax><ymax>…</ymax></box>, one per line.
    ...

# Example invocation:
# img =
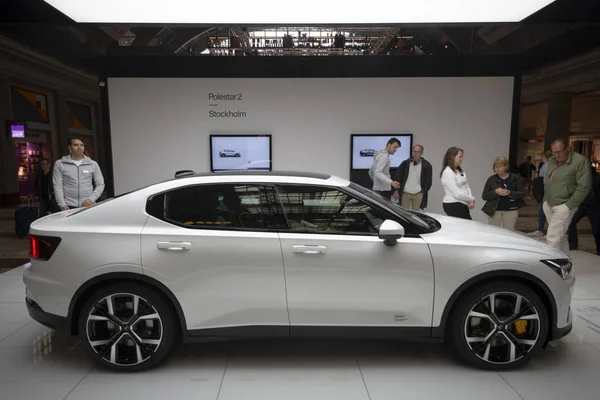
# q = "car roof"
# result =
<box><xmin>177</xmin><ymin>170</ymin><xmax>332</xmax><ymax>180</ymax></box>
<box><xmin>111</xmin><ymin>170</ymin><xmax>350</xmax><ymax>204</ymax></box>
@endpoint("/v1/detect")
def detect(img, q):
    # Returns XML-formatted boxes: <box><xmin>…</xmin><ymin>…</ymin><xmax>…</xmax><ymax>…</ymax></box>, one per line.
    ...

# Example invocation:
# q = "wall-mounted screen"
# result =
<box><xmin>351</xmin><ymin>134</ymin><xmax>413</xmax><ymax>170</ymax></box>
<box><xmin>210</xmin><ymin>134</ymin><xmax>272</xmax><ymax>172</ymax></box>
<box><xmin>8</xmin><ymin>122</ymin><xmax>26</xmax><ymax>139</ymax></box>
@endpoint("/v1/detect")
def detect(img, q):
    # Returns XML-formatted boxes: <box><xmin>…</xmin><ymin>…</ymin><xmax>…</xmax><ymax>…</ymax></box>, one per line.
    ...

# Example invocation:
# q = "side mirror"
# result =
<box><xmin>378</xmin><ymin>219</ymin><xmax>405</xmax><ymax>246</ymax></box>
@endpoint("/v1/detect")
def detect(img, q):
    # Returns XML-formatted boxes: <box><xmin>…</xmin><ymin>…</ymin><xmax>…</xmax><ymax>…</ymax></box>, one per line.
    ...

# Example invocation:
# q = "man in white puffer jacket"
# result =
<box><xmin>53</xmin><ymin>137</ymin><xmax>105</xmax><ymax>210</ymax></box>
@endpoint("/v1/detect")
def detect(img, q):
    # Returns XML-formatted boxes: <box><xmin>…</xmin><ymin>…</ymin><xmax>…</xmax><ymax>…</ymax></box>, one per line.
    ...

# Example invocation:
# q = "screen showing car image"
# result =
<box><xmin>351</xmin><ymin>134</ymin><xmax>413</xmax><ymax>170</ymax></box>
<box><xmin>210</xmin><ymin>135</ymin><xmax>272</xmax><ymax>172</ymax></box>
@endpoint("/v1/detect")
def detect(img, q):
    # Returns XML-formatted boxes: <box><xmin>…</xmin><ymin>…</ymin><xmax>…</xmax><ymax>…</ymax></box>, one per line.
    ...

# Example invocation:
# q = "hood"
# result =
<box><xmin>422</xmin><ymin>212</ymin><xmax>568</xmax><ymax>259</ymax></box>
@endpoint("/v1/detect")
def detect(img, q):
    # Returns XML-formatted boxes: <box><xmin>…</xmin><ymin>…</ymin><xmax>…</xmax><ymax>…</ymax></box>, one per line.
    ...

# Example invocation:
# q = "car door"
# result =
<box><xmin>275</xmin><ymin>184</ymin><xmax>434</xmax><ymax>329</ymax></box>
<box><xmin>140</xmin><ymin>183</ymin><xmax>289</xmax><ymax>334</ymax></box>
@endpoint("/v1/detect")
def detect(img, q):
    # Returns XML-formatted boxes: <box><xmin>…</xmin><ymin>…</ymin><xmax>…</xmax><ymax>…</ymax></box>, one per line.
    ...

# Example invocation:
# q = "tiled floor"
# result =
<box><xmin>0</xmin><ymin>251</ymin><xmax>599</xmax><ymax>400</ymax></box>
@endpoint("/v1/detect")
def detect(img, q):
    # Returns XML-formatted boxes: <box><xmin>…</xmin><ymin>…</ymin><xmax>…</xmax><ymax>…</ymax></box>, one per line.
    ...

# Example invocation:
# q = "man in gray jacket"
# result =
<box><xmin>53</xmin><ymin>137</ymin><xmax>105</xmax><ymax>210</ymax></box>
<box><xmin>368</xmin><ymin>138</ymin><xmax>401</xmax><ymax>199</ymax></box>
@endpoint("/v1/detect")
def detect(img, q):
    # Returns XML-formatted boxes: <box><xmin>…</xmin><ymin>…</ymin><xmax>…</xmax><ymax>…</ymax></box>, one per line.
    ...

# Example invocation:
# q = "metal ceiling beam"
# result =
<box><xmin>234</xmin><ymin>28</ymin><xmax>252</xmax><ymax>54</ymax></box>
<box><xmin>130</xmin><ymin>27</ymin><xmax>164</xmax><ymax>46</ymax></box>
<box><xmin>369</xmin><ymin>28</ymin><xmax>400</xmax><ymax>55</ymax></box>
<box><xmin>175</xmin><ymin>28</ymin><xmax>215</xmax><ymax>54</ymax></box>
<box><xmin>521</xmin><ymin>48</ymin><xmax>600</xmax><ymax>104</ymax></box>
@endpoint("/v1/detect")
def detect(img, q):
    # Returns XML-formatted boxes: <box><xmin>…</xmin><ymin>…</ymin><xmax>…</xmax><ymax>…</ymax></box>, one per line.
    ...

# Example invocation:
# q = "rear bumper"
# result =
<box><xmin>26</xmin><ymin>298</ymin><xmax>71</xmax><ymax>334</ymax></box>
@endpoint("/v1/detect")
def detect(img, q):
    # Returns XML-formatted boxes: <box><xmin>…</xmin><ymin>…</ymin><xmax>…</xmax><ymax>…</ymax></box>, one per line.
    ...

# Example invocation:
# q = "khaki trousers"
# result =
<box><xmin>401</xmin><ymin>192</ymin><xmax>424</xmax><ymax>210</ymax></box>
<box><xmin>488</xmin><ymin>210</ymin><xmax>519</xmax><ymax>231</ymax></box>
<box><xmin>543</xmin><ymin>202</ymin><xmax>577</xmax><ymax>254</ymax></box>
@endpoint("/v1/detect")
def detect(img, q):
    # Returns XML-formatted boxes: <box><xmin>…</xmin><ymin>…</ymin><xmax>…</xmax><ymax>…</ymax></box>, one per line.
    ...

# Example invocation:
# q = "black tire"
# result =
<box><xmin>447</xmin><ymin>281</ymin><xmax>549</xmax><ymax>370</ymax></box>
<box><xmin>78</xmin><ymin>283</ymin><xmax>177</xmax><ymax>372</ymax></box>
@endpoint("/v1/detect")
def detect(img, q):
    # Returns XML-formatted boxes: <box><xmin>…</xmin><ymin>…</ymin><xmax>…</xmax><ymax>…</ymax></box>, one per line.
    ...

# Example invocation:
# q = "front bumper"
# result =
<box><xmin>26</xmin><ymin>297</ymin><xmax>71</xmax><ymax>334</ymax></box>
<box><xmin>550</xmin><ymin>322</ymin><xmax>573</xmax><ymax>342</ymax></box>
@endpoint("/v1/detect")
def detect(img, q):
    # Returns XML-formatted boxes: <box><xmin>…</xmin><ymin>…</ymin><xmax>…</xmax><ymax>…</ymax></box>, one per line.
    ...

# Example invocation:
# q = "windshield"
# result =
<box><xmin>348</xmin><ymin>182</ymin><xmax>438</xmax><ymax>232</ymax></box>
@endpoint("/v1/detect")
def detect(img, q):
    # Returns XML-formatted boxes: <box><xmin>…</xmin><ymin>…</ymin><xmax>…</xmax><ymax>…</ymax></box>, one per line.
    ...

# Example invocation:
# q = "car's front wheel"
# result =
<box><xmin>448</xmin><ymin>281</ymin><xmax>549</xmax><ymax>370</ymax></box>
<box><xmin>78</xmin><ymin>283</ymin><xmax>177</xmax><ymax>372</ymax></box>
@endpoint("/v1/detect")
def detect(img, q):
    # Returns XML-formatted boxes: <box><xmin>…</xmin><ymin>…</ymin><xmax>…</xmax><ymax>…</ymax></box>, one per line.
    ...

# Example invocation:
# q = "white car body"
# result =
<box><xmin>219</xmin><ymin>149</ymin><xmax>240</xmax><ymax>157</ymax></box>
<box><xmin>23</xmin><ymin>171</ymin><xmax>575</xmax><ymax>371</ymax></box>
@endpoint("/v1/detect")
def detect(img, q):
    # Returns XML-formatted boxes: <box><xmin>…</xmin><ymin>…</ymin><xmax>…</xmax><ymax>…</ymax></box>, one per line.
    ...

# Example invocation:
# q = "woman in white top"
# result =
<box><xmin>440</xmin><ymin>147</ymin><xmax>475</xmax><ymax>219</ymax></box>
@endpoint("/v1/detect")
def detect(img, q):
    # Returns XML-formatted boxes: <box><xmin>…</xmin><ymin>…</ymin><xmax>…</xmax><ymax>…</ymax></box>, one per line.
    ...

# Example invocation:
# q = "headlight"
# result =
<box><xmin>541</xmin><ymin>259</ymin><xmax>574</xmax><ymax>280</ymax></box>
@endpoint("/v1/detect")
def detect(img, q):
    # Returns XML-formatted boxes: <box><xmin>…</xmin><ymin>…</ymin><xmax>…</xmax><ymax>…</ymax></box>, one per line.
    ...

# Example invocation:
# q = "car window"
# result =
<box><xmin>348</xmin><ymin>182</ymin><xmax>432</xmax><ymax>232</ymax></box>
<box><xmin>275</xmin><ymin>185</ymin><xmax>392</xmax><ymax>235</ymax></box>
<box><xmin>159</xmin><ymin>184</ymin><xmax>265</xmax><ymax>230</ymax></box>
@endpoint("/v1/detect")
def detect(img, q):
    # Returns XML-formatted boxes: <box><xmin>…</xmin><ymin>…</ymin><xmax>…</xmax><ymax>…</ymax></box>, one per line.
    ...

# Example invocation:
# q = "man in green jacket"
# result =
<box><xmin>543</xmin><ymin>138</ymin><xmax>592</xmax><ymax>253</ymax></box>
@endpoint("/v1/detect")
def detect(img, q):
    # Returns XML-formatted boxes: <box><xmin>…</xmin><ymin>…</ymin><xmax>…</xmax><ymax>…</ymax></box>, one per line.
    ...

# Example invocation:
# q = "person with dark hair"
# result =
<box><xmin>568</xmin><ymin>165</ymin><xmax>600</xmax><ymax>255</ymax></box>
<box><xmin>53</xmin><ymin>136</ymin><xmax>105</xmax><ymax>210</ymax></box>
<box><xmin>543</xmin><ymin>138</ymin><xmax>592</xmax><ymax>253</ymax></box>
<box><xmin>394</xmin><ymin>144</ymin><xmax>433</xmax><ymax>210</ymax></box>
<box><xmin>440</xmin><ymin>146</ymin><xmax>475</xmax><ymax>219</ymax></box>
<box><xmin>519</xmin><ymin>155</ymin><xmax>536</xmax><ymax>198</ymax></box>
<box><xmin>368</xmin><ymin>138</ymin><xmax>401</xmax><ymax>199</ymax></box>
<box><xmin>30</xmin><ymin>158</ymin><xmax>58</xmax><ymax>216</ymax></box>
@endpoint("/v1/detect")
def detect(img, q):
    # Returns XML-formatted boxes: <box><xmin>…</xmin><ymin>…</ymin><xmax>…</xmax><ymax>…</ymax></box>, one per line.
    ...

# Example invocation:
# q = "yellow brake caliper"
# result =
<box><xmin>514</xmin><ymin>320</ymin><xmax>528</xmax><ymax>336</ymax></box>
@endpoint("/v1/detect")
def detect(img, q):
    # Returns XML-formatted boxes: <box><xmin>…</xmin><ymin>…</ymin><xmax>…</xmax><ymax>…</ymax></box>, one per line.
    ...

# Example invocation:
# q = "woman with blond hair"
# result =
<box><xmin>481</xmin><ymin>156</ymin><xmax>525</xmax><ymax>230</ymax></box>
<box><xmin>440</xmin><ymin>147</ymin><xmax>475</xmax><ymax>219</ymax></box>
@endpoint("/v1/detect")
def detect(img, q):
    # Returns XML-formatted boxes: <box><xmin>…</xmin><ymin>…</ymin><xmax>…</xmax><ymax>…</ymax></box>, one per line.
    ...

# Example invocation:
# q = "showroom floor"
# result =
<box><xmin>0</xmin><ymin>251</ymin><xmax>598</xmax><ymax>400</ymax></box>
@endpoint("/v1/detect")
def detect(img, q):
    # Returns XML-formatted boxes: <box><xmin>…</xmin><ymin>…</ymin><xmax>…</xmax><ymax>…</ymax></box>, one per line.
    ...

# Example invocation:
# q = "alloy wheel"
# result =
<box><xmin>464</xmin><ymin>291</ymin><xmax>541</xmax><ymax>365</ymax></box>
<box><xmin>86</xmin><ymin>293</ymin><xmax>163</xmax><ymax>367</ymax></box>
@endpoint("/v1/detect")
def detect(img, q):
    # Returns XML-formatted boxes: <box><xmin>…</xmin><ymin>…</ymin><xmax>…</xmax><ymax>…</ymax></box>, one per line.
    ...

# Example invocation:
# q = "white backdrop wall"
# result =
<box><xmin>108</xmin><ymin>77</ymin><xmax>514</xmax><ymax>222</ymax></box>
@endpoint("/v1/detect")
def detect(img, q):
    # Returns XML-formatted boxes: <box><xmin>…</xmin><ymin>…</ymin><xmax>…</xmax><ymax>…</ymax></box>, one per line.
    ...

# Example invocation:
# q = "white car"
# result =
<box><xmin>219</xmin><ymin>149</ymin><xmax>241</xmax><ymax>157</ymax></box>
<box><xmin>23</xmin><ymin>171</ymin><xmax>574</xmax><ymax>372</ymax></box>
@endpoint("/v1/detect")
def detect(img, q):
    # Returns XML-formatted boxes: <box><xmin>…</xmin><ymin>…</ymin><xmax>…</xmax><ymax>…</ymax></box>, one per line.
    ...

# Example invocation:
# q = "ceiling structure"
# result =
<box><xmin>0</xmin><ymin>0</ymin><xmax>599</xmax><ymax>76</ymax></box>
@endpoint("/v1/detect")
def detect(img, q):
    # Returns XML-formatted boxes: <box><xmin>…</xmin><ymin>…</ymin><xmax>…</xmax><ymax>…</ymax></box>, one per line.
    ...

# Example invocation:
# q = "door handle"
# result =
<box><xmin>156</xmin><ymin>241</ymin><xmax>192</xmax><ymax>251</ymax></box>
<box><xmin>292</xmin><ymin>245</ymin><xmax>328</xmax><ymax>254</ymax></box>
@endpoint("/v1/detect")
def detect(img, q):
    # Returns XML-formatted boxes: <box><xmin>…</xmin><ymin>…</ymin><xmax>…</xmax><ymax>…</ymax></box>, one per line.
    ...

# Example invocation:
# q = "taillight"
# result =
<box><xmin>28</xmin><ymin>235</ymin><xmax>61</xmax><ymax>260</ymax></box>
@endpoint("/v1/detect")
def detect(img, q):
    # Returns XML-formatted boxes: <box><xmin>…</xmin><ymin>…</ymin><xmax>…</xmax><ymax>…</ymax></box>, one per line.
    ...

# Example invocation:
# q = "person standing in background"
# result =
<box><xmin>481</xmin><ymin>156</ymin><xmax>525</xmax><ymax>231</ymax></box>
<box><xmin>394</xmin><ymin>144</ymin><xmax>433</xmax><ymax>210</ymax></box>
<box><xmin>543</xmin><ymin>139</ymin><xmax>591</xmax><ymax>253</ymax></box>
<box><xmin>53</xmin><ymin>136</ymin><xmax>105</xmax><ymax>210</ymax></box>
<box><xmin>440</xmin><ymin>147</ymin><xmax>475</xmax><ymax>219</ymax></box>
<box><xmin>568</xmin><ymin>165</ymin><xmax>600</xmax><ymax>255</ymax></box>
<box><xmin>30</xmin><ymin>158</ymin><xmax>58</xmax><ymax>217</ymax></box>
<box><xmin>529</xmin><ymin>151</ymin><xmax>553</xmax><ymax>238</ymax></box>
<box><xmin>368</xmin><ymin>138</ymin><xmax>401</xmax><ymax>200</ymax></box>
<box><xmin>519</xmin><ymin>155</ymin><xmax>536</xmax><ymax>199</ymax></box>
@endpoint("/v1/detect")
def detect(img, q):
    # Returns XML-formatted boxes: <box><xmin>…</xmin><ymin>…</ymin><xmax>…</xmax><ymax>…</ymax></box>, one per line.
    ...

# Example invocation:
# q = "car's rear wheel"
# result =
<box><xmin>78</xmin><ymin>283</ymin><xmax>176</xmax><ymax>372</ymax></box>
<box><xmin>448</xmin><ymin>281</ymin><xmax>549</xmax><ymax>370</ymax></box>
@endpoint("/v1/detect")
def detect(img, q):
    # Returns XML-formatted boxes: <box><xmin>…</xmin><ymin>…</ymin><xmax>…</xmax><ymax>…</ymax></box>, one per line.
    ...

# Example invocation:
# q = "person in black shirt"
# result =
<box><xmin>31</xmin><ymin>158</ymin><xmax>58</xmax><ymax>217</ymax></box>
<box><xmin>568</xmin><ymin>166</ymin><xmax>600</xmax><ymax>255</ymax></box>
<box><xmin>519</xmin><ymin>155</ymin><xmax>536</xmax><ymax>198</ymax></box>
<box><xmin>482</xmin><ymin>156</ymin><xmax>526</xmax><ymax>231</ymax></box>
